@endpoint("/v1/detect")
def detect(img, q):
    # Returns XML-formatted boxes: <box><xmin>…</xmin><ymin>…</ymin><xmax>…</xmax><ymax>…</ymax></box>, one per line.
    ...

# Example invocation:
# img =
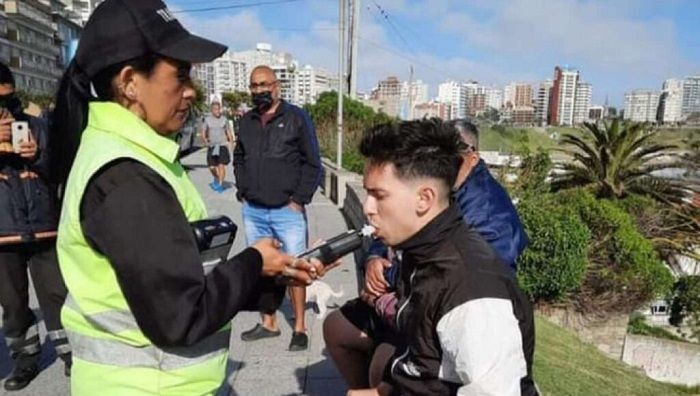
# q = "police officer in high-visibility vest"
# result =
<box><xmin>50</xmin><ymin>1</ymin><xmax>319</xmax><ymax>395</ymax></box>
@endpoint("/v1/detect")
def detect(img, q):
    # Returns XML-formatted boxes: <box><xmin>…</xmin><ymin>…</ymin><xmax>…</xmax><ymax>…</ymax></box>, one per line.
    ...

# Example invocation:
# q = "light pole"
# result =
<box><xmin>337</xmin><ymin>0</ymin><xmax>346</xmax><ymax>169</ymax></box>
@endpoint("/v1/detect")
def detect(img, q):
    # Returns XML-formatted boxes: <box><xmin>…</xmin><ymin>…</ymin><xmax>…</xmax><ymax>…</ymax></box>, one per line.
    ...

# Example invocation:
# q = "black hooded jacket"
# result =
<box><xmin>233</xmin><ymin>100</ymin><xmax>322</xmax><ymax>207</ymax></box>
<box><xmin>386</xmin><ymin>205</ymin><xmax>538</xmax><ymax>396</ymax></box>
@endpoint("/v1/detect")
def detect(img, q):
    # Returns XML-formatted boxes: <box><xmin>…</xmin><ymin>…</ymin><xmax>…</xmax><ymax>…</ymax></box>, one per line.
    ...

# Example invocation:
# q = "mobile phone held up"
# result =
<box><xmin>11</xmin><ymin>121</ymin><xmax>29</xmax><ymax>153</ymax></box>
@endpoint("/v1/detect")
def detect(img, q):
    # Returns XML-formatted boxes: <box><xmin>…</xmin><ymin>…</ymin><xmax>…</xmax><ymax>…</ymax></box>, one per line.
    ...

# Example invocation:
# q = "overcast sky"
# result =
<box><xmin>171</xmin><ymin>0</ymin><xmax>700</xmax><ymax>107</ymax></box>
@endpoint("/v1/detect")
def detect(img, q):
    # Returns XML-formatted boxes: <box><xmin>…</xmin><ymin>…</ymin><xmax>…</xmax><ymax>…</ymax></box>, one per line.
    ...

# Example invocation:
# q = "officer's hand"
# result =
<box><xmin>307</xmin><ymin>238</ymin><xmax>341</xmax><ymax>278</ymax></box>
<box><xmin>252</xmin><ymin>238</ymin><xmax>314</xmax><ymax>285</ymax></box>
<box><xmin>365</xmin><ymin>257</ymin><xmax>391</xmax><ymax>297</ymax></box>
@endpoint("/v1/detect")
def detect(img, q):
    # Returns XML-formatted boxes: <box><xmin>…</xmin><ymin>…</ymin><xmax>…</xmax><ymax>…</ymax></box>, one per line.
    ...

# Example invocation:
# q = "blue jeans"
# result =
<box><xmin>242</xmin><ymin>201</ymin><xmax>308</xmax><ymax>315</ymax></box>
<box><xmin>242</xmin><ymin>202</ymin><xmax>307</xmax><ymax>255</ymax></box>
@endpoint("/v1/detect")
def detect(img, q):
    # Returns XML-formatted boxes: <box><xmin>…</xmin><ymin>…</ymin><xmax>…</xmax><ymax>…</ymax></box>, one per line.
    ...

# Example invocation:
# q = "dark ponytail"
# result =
<box><xmin>50</xmin><ymin>54</ymin><xmax>161</xmax><ymax>188</ymax></box>
<box><xmin>51</xmin><ymin>60</ymin><xmax>90</xmax><ymax>187</ymax></box>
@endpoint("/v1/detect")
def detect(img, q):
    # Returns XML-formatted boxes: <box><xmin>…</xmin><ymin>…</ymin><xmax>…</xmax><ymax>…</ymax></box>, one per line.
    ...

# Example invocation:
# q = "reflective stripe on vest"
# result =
<box><xmin>67</xmin><ymin>329</ymin><xmax>230</xmax><ymax>371</ymax></box>
<box><xmin>64</xmin><ymin>293</ymin><xmax>230</xmax><ymax>370</ymax></box>
<box><xmin>64</xmin><ymin>295</ymin><xmax>139</xmax><ymax>334</ymax></box>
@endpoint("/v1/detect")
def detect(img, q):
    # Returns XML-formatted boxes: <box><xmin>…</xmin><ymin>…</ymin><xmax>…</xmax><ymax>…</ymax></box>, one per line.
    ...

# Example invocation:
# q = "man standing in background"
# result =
<box><xmin>202</xmin><ymin>98</ymin><xmax>233</xmax><ymax>193</ymax></box>
<box><xmin>234</xmin><ymin>65</ymin><xmax>322</xmax><ymax>351</ymax></box>
<box><xmin>0</xmin><ymin>62</ymin><xmax>71</xmax><ymax>391</ymax></box>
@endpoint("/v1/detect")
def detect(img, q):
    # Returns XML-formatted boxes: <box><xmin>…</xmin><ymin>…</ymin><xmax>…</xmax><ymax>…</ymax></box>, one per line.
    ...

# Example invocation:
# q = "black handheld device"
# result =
<box><xmin>191</xmin><ymin>216</ymin><xmax>237</xmax><ymax>269</ymax></box>
<box><xmin>275</xmin><ymin>225</ymin><xmax>375</xmax><ymax>284</ymax></box>
<box><xmin>297</xmin><ymin>229</ymin><xmax>366</xmax><ymax>266</ymax></box>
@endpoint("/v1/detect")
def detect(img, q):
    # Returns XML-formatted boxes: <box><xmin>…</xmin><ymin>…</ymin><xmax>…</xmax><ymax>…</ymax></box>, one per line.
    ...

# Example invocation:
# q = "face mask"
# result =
<box><xmin>0</xmin><ymin>94</ymin><xmax>22</xmax><ymax>116</ymax></box>
<box><xmin>252</xmin><ymin>91</ymin><xmax>274</xmax><ymax>112</ymax></box>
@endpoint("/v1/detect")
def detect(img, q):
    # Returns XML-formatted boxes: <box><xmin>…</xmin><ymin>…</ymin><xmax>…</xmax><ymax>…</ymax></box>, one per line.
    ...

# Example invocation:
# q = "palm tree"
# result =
<box><xmin>551</xmin><ymin>119</ymin><xmax>690</xmax><ymax>204</ymax></box>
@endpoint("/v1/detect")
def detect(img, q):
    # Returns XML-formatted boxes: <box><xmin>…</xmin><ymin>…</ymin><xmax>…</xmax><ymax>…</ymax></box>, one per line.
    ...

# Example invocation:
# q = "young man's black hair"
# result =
<box><xmin>360</xmin><ymin>118</ymin><xmax>466</xmax><ymax>192</ymax></box>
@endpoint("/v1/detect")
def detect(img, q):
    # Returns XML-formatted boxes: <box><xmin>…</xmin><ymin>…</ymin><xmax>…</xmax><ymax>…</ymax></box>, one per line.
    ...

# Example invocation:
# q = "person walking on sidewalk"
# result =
<box><xmin>0</xmin><ymin>62</ymin><xmax>72</xmax><ymax>391</ymax></box>
<box><xmin>233</xmin><ymin>65</ymin><xmax>323</xmax><ymax>351</ymax></box>
<box><xmin>202</xmin><ymin>98</ymin><xmax>233</xmax><ymax>193</ymax></box>
<box><xmin>49</xmin><ymin>1</ymin><xmax>318</xmax><ymax>395</ymax></box>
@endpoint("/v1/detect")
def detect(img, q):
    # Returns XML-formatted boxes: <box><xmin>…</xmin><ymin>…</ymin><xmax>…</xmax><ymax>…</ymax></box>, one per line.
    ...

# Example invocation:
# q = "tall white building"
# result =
<box><xmin>535</xmin><ymin>80</ymin><xmax>552</xmax><ymax>126</ymax></box>
<box><xmin>573</xmin><ymin>82</ymin><xmax>592</xmax><ymax>124</ymax></box>
<box><xmin>463</xmin><ymin>81</ymin><xmax>479</xmax><ymax>102</ymax></box>
<box><xmin>485</xmin><ymin>87</ymin><xmax>503</xmax><ymax>110</ymax></box>
<box><xmin>193</xmin><ymin>51</ymin><xmax>248</xmax><ymax>98</ymax></box>
<box><xmin>193</xmin><ymin>43</ymin><xmax>334</xmax><ymax>106</ymax></box>
<box><xmin>438</xmin><ymin>81</ymin><xmax>467</xmax><ymax>120</ymax></box>
<box><xmin>59</xmin><ymin>0</ymin><xmax>102</xmax><ymax>24</ymax></box>
<box><xmin>294</xmin><ymin>65</ymin><xmax>338</xmax><ymax>106</ymax></box>
<box><xmin>659</xmin><ymin>78</ymin><xmax>684</xmax><ymax>124</ymax></box>
<box><xmin>234</xmin><ymin>43</ymin><xmax>294</xmax><ymax>72</ymax></box>
<box><xmin>624</xmin><ymin>90</ymin><xmax>660</xmax><ymax>123</ymax></box>
<box><xmin>682</xmin><ymin>76</ymin><xmax>700</xmax><ymax>117</ymax></box>
<box><xmin>400</xmin><ymin>80</ymin><xmax>429</xmax><ymax>119</ymax></box>
<box><xmin>503</xmin><ymin>83</ymin><xmax>516</xmax><ymax>108</ymax></box>
<box><xmin>556</xmin><ymin>68</ymin><xmax>579</xmax><ymax>126</ymax></box>
<box><xmin>401</xmin><ymin>80</ymin><xmax>429</xmax><ymax>105</ymax></box>
<box><xmin>504</xmin><ymin>82</ymin><xmax>533</xmax><ymax>108</ymax></box>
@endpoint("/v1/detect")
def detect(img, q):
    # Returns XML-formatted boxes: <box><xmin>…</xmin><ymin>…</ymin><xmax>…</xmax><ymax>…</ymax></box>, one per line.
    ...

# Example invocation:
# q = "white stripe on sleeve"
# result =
<box><xmin>436</xmin><ymin>298</ymin><xmax>527</xmax><ymax>396</ymax></box>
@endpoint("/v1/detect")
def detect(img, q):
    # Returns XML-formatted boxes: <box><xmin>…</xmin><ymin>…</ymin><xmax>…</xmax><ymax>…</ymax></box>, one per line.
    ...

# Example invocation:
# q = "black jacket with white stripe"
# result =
<box><xmin>386</xmin><ymin>204</ymin><xmax>537</xmax><ymax>396</ymax></box>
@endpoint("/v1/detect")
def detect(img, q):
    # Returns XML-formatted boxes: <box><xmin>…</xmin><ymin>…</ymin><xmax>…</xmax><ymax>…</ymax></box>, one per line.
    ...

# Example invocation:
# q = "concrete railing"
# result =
<box><xmin>622</xmin><ymin>334</ymin><xmax>700</xmax><ymax>386</ymax></box>
<box><xmin>320</xmin><ymin>158</ymin><xmax>361</xmax><ymax>209</ymax></box>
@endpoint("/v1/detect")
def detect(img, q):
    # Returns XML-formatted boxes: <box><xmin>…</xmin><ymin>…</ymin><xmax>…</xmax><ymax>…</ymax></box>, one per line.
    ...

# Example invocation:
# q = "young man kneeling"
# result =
<box><xmin>346</xmin><ymin>119</ymin><xmax>538</xmax><ymax>396</ymax></box>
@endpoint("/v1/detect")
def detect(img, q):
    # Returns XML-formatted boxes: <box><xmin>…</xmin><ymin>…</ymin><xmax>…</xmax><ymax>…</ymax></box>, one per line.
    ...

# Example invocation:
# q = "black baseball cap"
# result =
<box><xmin>75</xmin><ymin>0</ymin><xmax>226</xmax><ymax>78</ymax></box>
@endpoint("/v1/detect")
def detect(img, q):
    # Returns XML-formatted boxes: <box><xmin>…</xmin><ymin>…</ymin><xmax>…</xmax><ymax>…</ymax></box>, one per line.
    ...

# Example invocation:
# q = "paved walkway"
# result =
<box><xmin>0</xmin><ymin>148</ymin><xmax>355</xmax><ymax>395</ymax></box>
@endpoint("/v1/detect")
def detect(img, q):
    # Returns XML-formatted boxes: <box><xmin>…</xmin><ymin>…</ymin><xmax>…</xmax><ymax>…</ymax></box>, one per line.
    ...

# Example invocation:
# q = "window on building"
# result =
<box><xmin>7</xmin><ymin>28</ymin><xmax>19</xmax><ymax>41</ymax></box>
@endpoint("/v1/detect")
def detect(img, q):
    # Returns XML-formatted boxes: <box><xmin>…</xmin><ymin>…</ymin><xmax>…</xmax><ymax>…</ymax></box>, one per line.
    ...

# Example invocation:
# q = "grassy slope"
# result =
<box><xmin>478</xmin><ymin>126</ymin><xmax>698</xmax><ymax>155</ymax></box>
<box><xmin>534</xmin><ymin>316</ymin><xmax>699</xmax><ymax>396</ymax></box>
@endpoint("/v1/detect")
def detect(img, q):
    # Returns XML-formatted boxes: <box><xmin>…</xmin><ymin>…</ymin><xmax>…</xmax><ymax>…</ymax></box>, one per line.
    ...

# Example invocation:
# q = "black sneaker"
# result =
<box><xmin>240</xmin><ymin>324</ymin><xmax>281</xmax><ymax>342</ymax></box>
<box><xmin>4</xmin><ymin>365</ymin><xmax>39</xmax><ymax>391</ymax></box>
<box><xmin>64</xmin><ymin>362</ymin><xmax>71</xmax><ymax>377</ymax></box>
<box><xmin>288</xmin><ymin>332</ymin><xmax>308</xmax><ymax>351</ymax></box>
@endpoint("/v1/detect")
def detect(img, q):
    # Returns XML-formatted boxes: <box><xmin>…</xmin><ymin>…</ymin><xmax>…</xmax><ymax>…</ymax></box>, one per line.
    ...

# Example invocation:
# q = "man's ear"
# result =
<box><xmin>469</xmin><ymin>152</ymin><xmax>480</xmax><ymax>168</ymax></box>
<box><xmin>415</xmin><ymin>183</ymin><xmax>438</xmax><ymax>216</ymax></box>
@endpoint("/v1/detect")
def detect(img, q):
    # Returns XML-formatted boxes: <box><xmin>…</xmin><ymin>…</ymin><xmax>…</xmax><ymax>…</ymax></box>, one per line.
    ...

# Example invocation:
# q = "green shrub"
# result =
<box><xmin>343</xmin><ymin>149</ymin><xmax>364</xmax><ymax>174</ymax></box>
<box><xmin>669</xmin><ymin>275</ymin><xmax>700</xmax><ymax>340</ymax></box>
<box><xmin>557</xmin><ymin>189</ymin><xmax>673</xmax><ymax>312</ymax></box>
<box><xmin>517</xmin><ymin>188</ymin><xmax>673</xmax><ymax>314</ymax></box>
<box><xmin>517</xmin><ymin>194</ymin><xmax>590</xmax><ymax>302</ymax></box>
<box><xmin>512</xmin><ymin>150</ymin><xmax>552</xmax><ymax>194</ymax></box>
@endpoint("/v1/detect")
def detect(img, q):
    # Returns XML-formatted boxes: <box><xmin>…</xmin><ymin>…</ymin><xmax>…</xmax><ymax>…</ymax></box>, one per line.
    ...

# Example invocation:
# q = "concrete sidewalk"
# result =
<box><xmin>0</xmin><ymin>148</ymin><xmax>355</xmax><ymax>395</ymax></box>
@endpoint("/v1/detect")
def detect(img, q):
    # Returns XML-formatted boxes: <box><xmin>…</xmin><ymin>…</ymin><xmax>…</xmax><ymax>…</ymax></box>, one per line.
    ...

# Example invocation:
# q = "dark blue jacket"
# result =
<box><xmin>0</xmin><ymin>116</ymin><xmax>59</xmax><ymax>240</ymax></box>
<box><xmin>368</xmin><ymin>159</ymin><xmax>528</xmax><ymax>282</ymax></box>
<box><xmin>453</xmin><ymin>159</ymin><xmax>528</xmax><ymax>273</ymax></box>
<box><xmin>233</xmin><ymin>101</ymin><xmax>322</xmax><ymax>207</ymax></box>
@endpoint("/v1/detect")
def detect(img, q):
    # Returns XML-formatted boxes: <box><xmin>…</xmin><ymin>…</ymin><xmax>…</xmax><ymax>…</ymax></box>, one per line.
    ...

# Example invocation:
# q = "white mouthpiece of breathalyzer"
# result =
<box><xmin>360</xmin><ymin>225</ymin><xmax>376</xmax><ymax>237</ymax></box>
